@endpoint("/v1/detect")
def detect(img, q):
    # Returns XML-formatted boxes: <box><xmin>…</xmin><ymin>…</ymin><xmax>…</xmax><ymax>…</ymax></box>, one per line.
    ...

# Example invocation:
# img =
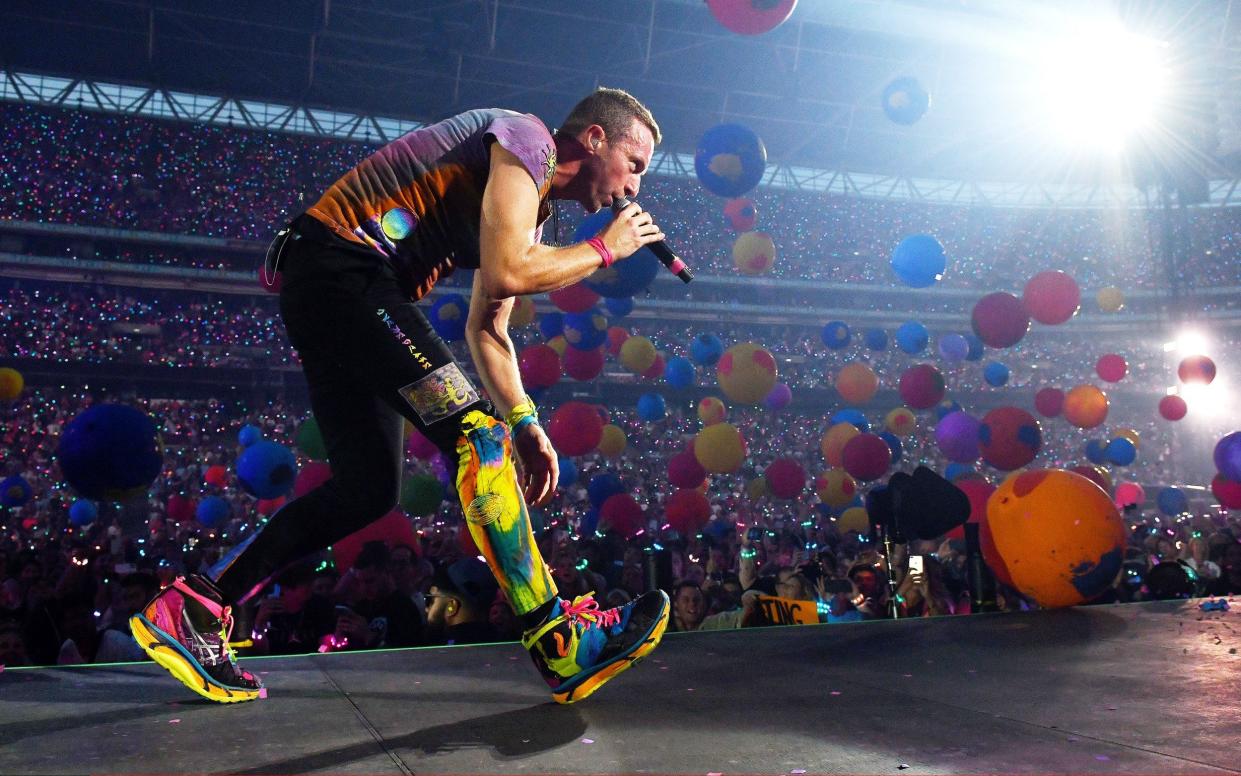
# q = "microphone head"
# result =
<box><xmin>611</xmin><ymin>196</ymin><xmax>631</xmax><ymax>213</ymax></box>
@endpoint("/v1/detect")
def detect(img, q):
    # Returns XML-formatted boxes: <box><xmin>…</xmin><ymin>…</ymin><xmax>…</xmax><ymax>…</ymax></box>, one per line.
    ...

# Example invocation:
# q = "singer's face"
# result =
<box><xmin>588</xmin><ymin>118</ymin><xmax>655</xmax><ymax>212</ymax></box>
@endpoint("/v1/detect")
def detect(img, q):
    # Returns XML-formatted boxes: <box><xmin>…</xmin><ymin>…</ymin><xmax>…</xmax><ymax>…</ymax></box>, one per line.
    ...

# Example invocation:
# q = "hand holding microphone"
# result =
<box><xmin>610</xmin><ymin>197</ymin><xmax>693</xmax><ymax>283</ymax></box>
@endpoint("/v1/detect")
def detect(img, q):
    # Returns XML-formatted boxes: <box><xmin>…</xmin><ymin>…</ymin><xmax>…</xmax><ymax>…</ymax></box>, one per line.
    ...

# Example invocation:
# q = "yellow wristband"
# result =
<box><xmin>506</xmin><ymin>397</ymin><xmax>538</xmax><ymax>429</ymax></box>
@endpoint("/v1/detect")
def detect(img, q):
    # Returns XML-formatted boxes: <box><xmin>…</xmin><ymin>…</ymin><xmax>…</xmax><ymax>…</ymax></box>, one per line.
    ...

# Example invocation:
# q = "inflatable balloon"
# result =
<box><xmin>837</xmin><ymin>506</ymin><xmax>870</xmax><ymax>534</ymax></box>
<box><xmin>606</xmin><ymin>326</ymin><xmax>630</xmax><ymax>357</ymax></box>
<box><xmin>69</xmin><ymin>500</ymin><xmax>98</xmax><ymax>527</ymax></box>
<box><xmin>256</xmin><ymin>496</ymin><xmax>286</xmax><ymax>517</ymax></box>
<box><xmin>1114</xmin><ymin>481</ymin><xmax>1145</xmax><ymax>509</ymax></box>
<box><xmin>597</xmin><ymin>424</ymin><xmax>627</xmax><ymax>457</ymax></box>
<box><xmin>763</xmin><ymin>382</ymin><xmax>792</xmax><ymax>411</ymax></box>
<box><xmin>637</xmin><ymin>393</ymin><xmax>667</xmax><ymax>422</ymax></box>
<box><xmin>815</xmin><ymin>469</ymin><xmax>858</xmax><ymax>509</ymax></box>
<box><xmin>841</xmin><ymin>433</ymin><xmax>891</xmax><ymax>482</ymax></box>
<box><xmin>562</xmin><ymin>309</ymin><xmax>608</xmax><ymax>351</ymax></box>
<box><xmin>548</xmin><ymin>282</ymin><xmax>600</xmax><ymax>314</ymax></box>
<box><xmin>588</xmin><ymin>472</ymin><xmax>625</xmax><ymax>509</ymax></box>
<box><xmin>983</xmin><ymin>361</ymin><xmax>1010</xmax><ymax>387</ymax></box>
<box><xmin>295</xmin><ymin>417</ymin><xmax>328</xmax><ymax>460</ymax></box>
<box><xmin>698</xmin><ymin>396</ymin><xmax>728</xmax><ymax>426</ymax></box>
<box><xmin>938</xmin><ymin>334</ymin><xmax>969</xmax><ymax>363</ymax></box>
<box><xmin>510</xmin><ymin>295</ymin><xmax>536</xmax><ymax>327</ymax></box>
<box><xmin>1215</xmin><ymin>432</ymin><xmax>1241</xmax><ymax>482</ymax></box>
<box><xmin>890</xmin><ymin>234</ymin><xmax>946</xmax><ymax>287</ymax></box>
<box><xmin>238</xmin><ymin>424</ymin><xmax>263</xmax><ymax>448</ymax></box>
<box><xmin>399</xmin><ymin>474</ymin><xmax>443</xmax><ymax>516</ymax></box>
<box><xmin>980</xmin><ymin>406</ymin><xmax>1042</xmax><ymax>471</ymax></box>
<box><xmin>1022</xmin><ymin>270</ymin><xmax>1080</xmax><ymax>325</ymax></box>
<box><xmin>947</xmin><ymin>478</ymin><xmax>995</xmax><ymax>542</ymax></box>
<box><xmin>0</xmin><ymin>367</ymin><xmax>25</xmax><ymax>400</ymax></box>
<box><xmin>1063</xmin><ymin>384</ymin><xmax>1109</xmax><ymax>429</ymax></box>
<box><xmin>765</xmin><ymin>458</ymin><xmax>806</xmax><ymax>500</ymax></box>
<box><xmin>204</xmin><ymin>465</ymin><xmax>228</xmax><ymax>488</ymax></box>
<box><xmin>1070</xmin><ymin>464</ymin><xmax>1112</xmax><ymax>494</ymax></box>
<box><xmin>1096</xmin><ymin>287</ymin><xmax>1125</xmax><ymax>313</ymax></box>
<box><xmin>895</xmin><ymin>321</ymin><xmax>929</xmax><ymax>354</ymax></box>
<box><xmin>723</xmin><ymin>198</ymin><xmax>758</xmax><ymax>231</ymax></box>
<box><xmin>293</xmin><ymin>461</ymin><xmax>333</xmax><ymax>499</ymax></box>
<box><xmin>196</xmin><ymin>496</ymin><xmax>231</xmax><ymax>529</ymax></box>
<box><xmin>237</xmin><ymin>441</ymin><xmax>298</xmax><ymax>500</ymax></box>
<box><xmin>604</xmin><ymin>296</ymin><xmax>634</xmax><ymax>318</ymax></box>
<box><xmin>666</xmin><ymin>488</ymin><xmax>711</xmax><ymax>535</ymax></box>
<box><xmin>986</xmin><ymin>469</ymin><xmax>1125</xmax><ymax>608</ymax></box>
<box><xmin>563</xmin><ymin>345</ymin><xmax>605</xmax><ymax>382</ymax></box>
<box><xmin>519</xmin><ymin>343</ymin><xmax>561</xmax><ymax>390</ymax></box>
<box><xmin>881</xmin><ymin>76</ymin><xmax>931</xmax><ymax>125</ymax></box>
<box><xmin>546</xmin><ymin>335</ymin><xmax>568</xmax><ymax>357</ymax></box>
<box><xmin>1084</xmin><ymin>438</ymin><xmax>1108</xmax><ymax>465</ymax></box>
<box><xmin>0</xmin><ymin>476</ymin><xmax>32</xmax><ymax>508</ymax></box>
<box><xmin>548</xmin><ymin>402</ymin><xmax>606</xmax><ymax>457</ymax></box>
<box><xmin>1156</xmin><ymin>487</ymin><xmax>1188</xmax><ymax>516</ymax></box>
<box><xmin>166</xmin><ymin>494</ymin><xmax>196</xmax><ymax>523</ymax></box>
<box><xmin>836</xmin><ymin>363</ymin><xmax>878</xmax><ymax>405</ymax></box>
<box><xmin>1095</xmin><ymin>354</ymin><xmax>1127</xmax><ymax>383</ymax></box>
<box><xmin>668</xmin><ymin>451</ymin><xmax>707</xmax><ymax>489</ymax></box>
<box><xmin>898</xmin><ymin>364</ymin><xmax>946</xmax><ymax>410</ymax></box>
<box><xmin>820</xmin><ymin>423</ymin><xmax>860</xmax><ymax>468</ymax></box>
<box><xmin>558</xmin><ymin>456</ymin><xmax>578</xmax><ymax>490</ymax></box>
<box><xmin>863</xmin><ymin>328</ymin><xmax>888</xmax><ymax>351</ymax></box>
<box><xmin>745</xmin><ymin>476</ymin><xmax>768</xmax><ymax>500</ymax></box>
<box><xmin>716</xmin><ymin>343</ymin><xmax>777</xmax><ymax>404</ymax></box>
<box><xmin>936</xmin><ymin>411</ymin><xmax>981</xmax><ymax>464</ymax></box>
<box><xmin>663</xmin><ymin>356</ymin><xmax>696</xmax><ymax>389</ymax></box>
<box><xmin>1034</xmin><ymin>387</ymin><xmax>1065</xmax><ymax>418</ymax></box>
<box><xmin>429</xmin><ymin>294</ymin><xmax>468</xmax><ymax>341</ymax></box>
<box><xmin>885</xmin><ymin>407</ymin><xmax>917</xmax><ymax>437</ymax></box>
<box><xmin>57</xmin><ymin>404</ymin><xmax>163</xmax><ymax>501</ymax></box>
<box><xmin>641</xmin><ymin>353</ymin><xmax>666</xmax><ymax>381</ymax></box>
<box><xmin>575</xmin><ymin>214</ymin><xmax>661</xmax><ymax>299</ymax></box>
<box><xmin>1158</xmin><ymin>394</ymin><xmax>1188</xmax><ymax>421</ymax></box>
<box><xmin>1211</xmin><ymin>474</ymin><xmax>1241</xmax><ymax>509</ymax></box>
<box><xmin>830</xmin><ymin>409</ymin><xmax>870</xmax><ymax>433</ymax></box>
<box><xmin>935</xmin><ymin>399</ymin><xmax>963</xmax><ymax>422</ymax></box>
<box><xmin>538</xmin><ymin>311</ymin><xmax>565</xmax><ymax>340</ymax></box>
<box><xmin>944</xmin><ymin>462</ymin><xmax>974</xmax><ymax>483</ymax></box>
<box><xmin>259</xmin><ymin>264</ymin><xmax>282</xmax><ymax>294</ymax></box>
<box><xmin>690</xmin><ymin>333</ymin><xmax>725</xmax><ymax>366</ymax></box>
<box><xmin>694</xmin><ymin>123</ymin><xmax>767</xmax><ymax>197</ymax></box>
<box><xmin>1114</xmin><ymin>428</ymin><xmax>1140</xmax><ymax>448</ymax></box>
<box><xmin>821</xmin><ymin>321</ymin><xmax>851</xmax><ymax>350</ymax></box>
<box><xmin>694</xmin><ymin>423</ymin><xmax>746</xmax><ymax>473</ymax></box>
<box><xmin>620</xmin><ymin>336</ymin><xmax>658</xmax><ymax>374</ymax></box>
<box><xmin>879</xmin><ymin>431</ymin><xmax>903</xmax><ymax>464</ymax></box>
<box><xmin>732</xmin><ymin>231</ymin><xmax>776</xmax><ymax>275</ymax></box>
<box><xmin>706</xmin><ymin>0</ymin><xmax>798</xmax><ymax>35</ymax></box>
<box><xmin>972</xmin><ymin>292</ymin><xmax>1029</xmax><ymax>349</ymax></box>
<box><xmin>332</xmin><ymin>509</ymin><xmax>420</xmax><ymax>573</ymax></box>
<box><xmin>1178</xmin><ymin>355</ymin><xmax>1217</xmax><ymax>385</ymax></box>
<box><xmin>964</xmin><ymin>334</ymin><xmax>985</xmax><ymax>361</ymax></box>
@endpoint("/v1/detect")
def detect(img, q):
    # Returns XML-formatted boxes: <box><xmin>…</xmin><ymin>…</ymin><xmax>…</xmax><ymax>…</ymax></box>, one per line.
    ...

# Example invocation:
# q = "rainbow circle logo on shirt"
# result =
<box><xmin>381</xmin><ymin>208</ymin><xmax>418</xmax><ymax>241</ymax></box>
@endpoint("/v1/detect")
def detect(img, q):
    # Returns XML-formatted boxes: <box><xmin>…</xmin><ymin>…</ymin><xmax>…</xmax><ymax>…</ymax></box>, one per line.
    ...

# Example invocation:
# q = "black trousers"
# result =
<box><xmin>211</xmin><ymin>215</ymin><xmax>494</xmax><ymax>603</ymax></box>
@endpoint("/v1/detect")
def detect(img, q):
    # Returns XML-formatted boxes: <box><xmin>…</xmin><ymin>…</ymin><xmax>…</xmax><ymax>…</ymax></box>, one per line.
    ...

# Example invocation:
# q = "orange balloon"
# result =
<box><xmin>835</xmin><ymin>363</ymin><xmax>879</xmax><ymax>405</ymax></box>
<box><xmin>819</xmin><ymin>423</ymin><xmax>859</xmax><ymax>468</ymax></box>
<box><xmin>986</xmin><ymin>469</ymin><xmax>1125</xmax><ymax>608</ymax></box>
<box><xmin>1062</xmin><ymin>384</ymin><xmax>1109</xmax><ymax>429</ymax></box>
<box><xmin>885</xmin><ymin>407</ymin><xmax>917</xmax><ymax>437</ymax></box>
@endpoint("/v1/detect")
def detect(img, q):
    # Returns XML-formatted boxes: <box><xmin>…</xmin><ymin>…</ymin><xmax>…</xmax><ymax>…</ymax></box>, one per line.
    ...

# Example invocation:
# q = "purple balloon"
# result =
<box><xmin>935</xmin><ymin>411</ymin><xmax>981</xmax><ymax>463</ymax></box>
<box><xmin>1215</xmin><ymin>431</ymin><xmax>1241</xmax><ymax>482</ymax></box>
<box><xmin>764</xmin><ymin>382</ymin><xmax>792</xmax><ymax>411</ymax></box>
<box><xmin>938</xmin><ymin>334</ymin><xmax>970</xmax><ymax>363</ymax></box>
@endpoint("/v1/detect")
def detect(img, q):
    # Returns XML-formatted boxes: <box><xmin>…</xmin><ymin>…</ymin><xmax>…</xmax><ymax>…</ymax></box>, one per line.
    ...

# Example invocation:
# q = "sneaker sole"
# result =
<box><xmin>130</xmin><ymin>614</ymin><xmax>263</xmax><ymax>704</ymax></box>
<box><xmin>551</xmin><ymin>592</ymin><xmax>670</xmax><ymax>705</ymax></box>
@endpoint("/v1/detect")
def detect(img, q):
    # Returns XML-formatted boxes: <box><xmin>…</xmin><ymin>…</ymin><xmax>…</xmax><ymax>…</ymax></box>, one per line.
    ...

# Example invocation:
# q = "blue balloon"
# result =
<box><xmin>1105</xmin><ymin>437</ymin><xmax>1137</xmax><ymax>466</ymax></box>
<box><xmin>863</xmin><ymin>328</ymin><xmax>888</xmax><ymax>351</ymax></box>
<box><xmin>562</xmin><ymin>309</ymin><xmax>608</xmax><ymax>350</ymax></box>
<box><xmin>1084</xmin><ymin>439</ymin><xmax>1109</xmax><ymax>465</ymax></box>
<box><xmin>1157</xmin><ymin>487</ymin><xmax>1188</xmax><ymax>516</ymax></box>
<box><xmin>56</xmin><ymin>404</ymin><xmax>163</xmax><ymax>501</ymax></box>
<box><xmin>694</xmin><ymin>123</ymin><xmax>767</xmax><ymax>198</ymax></box>
<box><xmin>579</xmin><ymin>507</ymin><xmax>600</xmax><ymax>538</ymax></box>
<box><xmin>938</xmin><ymin>334</ymin><xmax>970</xmax><ymax>363</ymax></box>
<box><xmin>881</xmin><ymin>76</ymin><xmax>931</xmax><ymax>125</ymax></box>
<box><xmin>935</xmin><ymin>400</ymin><xmax>962</xmax><ymax>422</ymax></box>
<box><xmin>429</xmin><ymin>293</ymin><xmax>468</xmax><ymax>342</ymax></box>
<box><xmin>604</xmin><ymin>296</ymin><xmax>634</xmax><ymax>318</ymax></box>
<box><xmin>637</xmin><ymin>393</ymin><xmax>667</xmax><ymax>422</ymax></box>
<box><xmin>0</xmin><ymin>475</ymin><xmax>32</xmax><ymax>508</ymax></box>
<box><xmin>895</xmin><ymin>321</ymin><xmax>929</xmax><ymax>354</ymax></box>
<box><xmin>538</xmin><ymin>312</ymin><xmax>565</xmax><ymax>340</ymax></box>
<box><xmin>964</xmin><ymin>334</ymin><xmax>985</xmax><ymax>361</ymax></box>
<box><xmin>983</xmin><ymin>361</ymin><xmax>1010</xmax><ymax>387</ymax></box>
<box><xmin>664</xmin><ymin>356</ymin><xmax>696</xmax><ymax>389</ymax></box>
<box><xmin>238</xmin><ymin>424</ymin><xmax>263</xmax><ymax>448</ymax></box>
<box><xmin>69</xmin><ymin>500</ymin><xmax>97</xmax><ymax>527</ymax></box>
<box><xmin>879</xmin><ymin>431</ymin><xmax>903</xmax><ymax>464</ymax></box>
<box><xmin>830</xmin><ymin>409</ymin><xmax>870</xmax><ymax>433</ymax></box>
<box><xmin>588</xmin><ymin>472</ymin><xmax>624</xmax><ymax>509</ymax></box>
<box><xmin>557</xmin><ymin>456</ymin><xmax>578</xmax><ymax>491</ymax></box>
<box><xmin>573</xmin><ymin>211</ymin><xmax>662</xmax><ymax>299</ymax></box>
<box><xmin>821</xmin><ymin>321</ymin><xmax>851</xmax><ymax>349</ymax></box>
<box><xmin>944</xmin><ymin>462</ymin><xmax>974</xmax><ymax>482</ymax></box>
<box><xmin>196</xmin><ymin>496</ymin><xmax>230</xmax><ymax>528</ymax></box>
<box><xmin>236</xmin><ymin>441</ymin><xmax>299</xmax><ymax>499</ymax></box>
<box><xmin>690</xmin><ymin>333</ymin><xmax>725</xmax><ymax>366</ymax></box>
<box><xmin>891</xmin><ymin>234</ymin><xmax>946</xmax><ymax>288</ymax></box>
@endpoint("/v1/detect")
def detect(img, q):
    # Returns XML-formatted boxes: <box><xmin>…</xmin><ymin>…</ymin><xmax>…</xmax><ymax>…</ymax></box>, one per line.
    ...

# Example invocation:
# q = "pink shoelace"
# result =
<box><xmin>561</xmin><ymin>592</ymin><xmax>621</xmax><ymax>629</ymax></box>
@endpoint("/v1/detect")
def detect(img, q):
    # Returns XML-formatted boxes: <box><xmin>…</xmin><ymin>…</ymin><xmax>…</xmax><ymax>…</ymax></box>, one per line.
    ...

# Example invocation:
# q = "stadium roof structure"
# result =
<box><xmin>2</xmin><ymin>0</ymin><xmax>1240</xmax><ymax>198</ymax></box>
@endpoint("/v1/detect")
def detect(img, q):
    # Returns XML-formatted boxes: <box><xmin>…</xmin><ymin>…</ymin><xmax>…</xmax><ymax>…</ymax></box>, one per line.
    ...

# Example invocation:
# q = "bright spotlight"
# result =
<box><xmin>1036</xmin><ymin>23</ymin><xmax>1169</xmax><ymax>150</ymax></box>
<box><xmin>1164</xmin><ymin>331</ymin><xmax>1209</xmax><ymax>356</ymax></box>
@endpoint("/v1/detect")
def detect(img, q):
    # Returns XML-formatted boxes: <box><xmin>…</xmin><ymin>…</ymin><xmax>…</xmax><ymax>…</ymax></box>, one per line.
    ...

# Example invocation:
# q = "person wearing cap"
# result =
<box><xmin>425</xmin><ymin>558</ymin><xmax>501</xmax><ymax>645</ymax></box>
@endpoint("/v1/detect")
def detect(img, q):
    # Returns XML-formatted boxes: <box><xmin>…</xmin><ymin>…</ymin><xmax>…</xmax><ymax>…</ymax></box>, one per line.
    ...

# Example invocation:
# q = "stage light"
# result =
<box><xmin>1036</xmin><ymin>23</ymin><xmax>1169</xmax><ymax>150</ymax></box>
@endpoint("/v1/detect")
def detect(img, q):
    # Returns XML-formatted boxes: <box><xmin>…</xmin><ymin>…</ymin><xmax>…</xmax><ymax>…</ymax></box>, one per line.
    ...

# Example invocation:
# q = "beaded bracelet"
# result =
<box><xmin>586</xmin><ymin>236</ymin><xmax>614</xmax><ymax>268</ymax></box>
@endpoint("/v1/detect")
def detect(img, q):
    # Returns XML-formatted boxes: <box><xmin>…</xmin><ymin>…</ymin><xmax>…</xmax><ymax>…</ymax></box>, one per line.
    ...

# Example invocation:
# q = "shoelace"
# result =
<box><xmin>561</xmin><ymin>592</ymin><xmax>621</xmax><ymax>629</ymax></box>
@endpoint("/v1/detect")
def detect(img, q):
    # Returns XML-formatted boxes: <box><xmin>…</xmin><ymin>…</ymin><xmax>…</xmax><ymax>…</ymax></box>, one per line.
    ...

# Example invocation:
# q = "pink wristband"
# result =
<box><xmin>586</xmin><ymin>236</ymin><xmax>614</xmax><ymax>268</ymax></box>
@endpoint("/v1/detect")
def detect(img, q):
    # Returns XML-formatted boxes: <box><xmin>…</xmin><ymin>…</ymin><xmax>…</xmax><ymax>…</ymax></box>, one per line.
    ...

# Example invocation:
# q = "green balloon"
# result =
<box><xmin>400</xmin><ymin>474</ymin><xmax>444</xmax><ymax>516</ymax></box>
<box><xmin>296</xmin><ymin>417</ymin><xmax>328</xmax><ymax>460</ymax></box>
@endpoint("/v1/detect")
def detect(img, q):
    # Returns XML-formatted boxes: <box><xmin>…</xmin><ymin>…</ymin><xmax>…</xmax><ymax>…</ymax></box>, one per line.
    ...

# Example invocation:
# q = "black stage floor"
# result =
<box><xmin>2</xmin><ymin>599</ymin><xmax>1238</xmax><ymax>775</ymax></box>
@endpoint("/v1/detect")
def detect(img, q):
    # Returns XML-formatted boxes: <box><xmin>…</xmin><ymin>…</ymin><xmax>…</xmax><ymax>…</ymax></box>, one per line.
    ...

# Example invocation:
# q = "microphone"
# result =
<box><xmin>611</xmin><ymin>197</ymin><xmax>693</xmax><ymax>283</ymax></box>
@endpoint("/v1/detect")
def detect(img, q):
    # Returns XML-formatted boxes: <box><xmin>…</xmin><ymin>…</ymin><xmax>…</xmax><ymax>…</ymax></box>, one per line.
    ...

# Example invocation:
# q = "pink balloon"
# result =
<box><xmin>1034</xmin><ymin>387</ymin><xmax>1064</xmax><ymax>418</ymax></box>
<box><xmin>294</xmin><ymin>461</ymin><xmax>333</xmax><ymax>499</ymax></box>
<box><xmin>548</xmin><ymin>282</ymin><xmax>600</xmax><ymax>313</ymax></box>
<box><xmin>1022</xmin><ymin>270</ymin><xmax>1080</xmax><ymax>325</ymax></box>
<box><xmin>668</xmin><ymin>451</ymin><xmax>707</xmax><ymax>489</ymax></box>
<box><xmin>841</xmin><ymin>433</ymin><xmax>891</xmax><ymax>482</ymax></box>
<box><xmin>972</xmin><ymin>292</ymin><xmax>1030</xmax><ymax>349</ymax></box>
<box><xmin>764</xmin><ymin>458</ymin><xmax>806</xmax><ymax>499</ymax></box>
<box><xmin>1114</xmin><ymin>481</ymin><xmax>1146</xmax><ymax>509</ymax></box>
<box><xmin>1158</xmin><ymin>394</ymin><xmax>1188</xmax><ymax>422</ymax></box>
<box><xmin>406</xmin><ymin>428</ymin><xmax>439</xmax><ymax>460</ymax></box>
<box><xmin>1095</xmin><ymin>354</ymin><xmax>1127</xmax><ymax>383</ymax></box>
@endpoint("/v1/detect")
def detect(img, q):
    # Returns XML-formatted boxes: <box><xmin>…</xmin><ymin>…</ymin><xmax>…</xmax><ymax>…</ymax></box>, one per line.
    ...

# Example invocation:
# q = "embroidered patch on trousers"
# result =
<box><xmin>398</xmin><ymin>362</ymin><xmax>481</xmax><ymax>426</ymax></box>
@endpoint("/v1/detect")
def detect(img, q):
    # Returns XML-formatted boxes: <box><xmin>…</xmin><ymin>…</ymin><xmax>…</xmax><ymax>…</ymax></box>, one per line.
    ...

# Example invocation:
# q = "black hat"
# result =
<box><xmin>431</xmin><ymin>557</ymin><xmax>499</xmax><ymax>611</ymax></box>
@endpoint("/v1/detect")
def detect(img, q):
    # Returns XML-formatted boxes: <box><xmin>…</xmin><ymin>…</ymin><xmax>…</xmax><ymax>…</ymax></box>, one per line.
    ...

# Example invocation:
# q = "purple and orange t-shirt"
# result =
<box><xmin>306</xmin><ymin>108</ymin><xmax>557</xmax><ymax>300</ymax></box>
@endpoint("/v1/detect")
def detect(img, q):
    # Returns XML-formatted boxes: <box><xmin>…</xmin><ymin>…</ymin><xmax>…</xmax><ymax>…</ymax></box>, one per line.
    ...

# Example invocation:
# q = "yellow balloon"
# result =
<box><xmin>1114</xmin><ymin>427</ymin><xmax>1140</xmax><ymax>448</ymax></box>
<box><xmin>597</xmin><ymin>424</ymin><xmax>627</xmax><ymax>457</ymax></box>
<box><xmin>620</xmin><ymin>335</ymin><xmax>657</xmax><ymax>374</ymax></box>
<box><xmin>1096</xmin><ymin>287</ymin><xmax>1125</xmax><ymax>313</ymax></box>
<box><xmin>838</xmin><ymin>506</ymin><xmax>870</xmax><ymax>534</ymax></box>
<box><xmin>885</xmin><ymin>407</ymin><xmax>917</xmax><ymax>437</ymax></box>
<box><xmin>745</xmin><ymin>476</ymin><xmax>768</xmax><ymax>500</ymax></box>
<box><xmin>815</xmin><ymin>469</ymin><xmax>858</xmax><ymax>509</ymax></box>
<box><xmin>716</xmin><ymin>342</ymin><xmax>778</xmax><ymax>405</ymax></box>
<box><xmin>836</xmin><ymin>362</ymin><xmax>879</xmax><ymax>405</ymax></box>
<box><xmin>510</xmin><ymin>296</ymin><xmax>536</xmax><ymax>327</ymax></box>
<box><xmin>547</xmin><ymin>335</ymin><xmax>568</xmax><ymax>357</ymax></box>
<box><xmin>694</xmin><ymin>423</ymin><xmax>746</xmax><ymax>474</ymax></box>
<box><xmin>698</xmin><ymin>396</ymin><xmax>728</xmax><ymax>426</ymax></box>
<box><xmin>0</xmin><ymin>367</ymin><xmax>24</xmax><ymax>401</ymax></box>
<box><xmin>819</xmin><ymin>423</ymin><xmax>859</xmax><ymax>468</ymax></box>
<box><xmin>732</xmin><ymin>231</ymin><xmax>776</xmax><ymax>275</ymax></box>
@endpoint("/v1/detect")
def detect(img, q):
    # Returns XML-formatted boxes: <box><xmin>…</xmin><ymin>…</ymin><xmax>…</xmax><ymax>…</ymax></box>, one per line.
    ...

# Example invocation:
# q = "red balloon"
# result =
<box><xmin>945</xmin><ymin>478</ymin><xmax>996</xmax><ymax>542</ymax></box>
<box><xmin>979</xmin><ymin>407</ymin><xmax>1042</xmax><ymax>471</ymax></box>
<box><xmin>723</xmin><ymin>198</ymin><xmax>758</xmax><ymax>231</ymax></box>
<box><xmin>563</xmin><ymin>346</ymin><xmax>605</xmax><ymax>381</ymax></box>
<box><xmin>606</xmin><ymin>326</ymin><xmax>630</xmax><ymax>357</ymax></box>
<box><xmin>1034</xmin><ymin>387</ymin><xmax>1064</xmax><ymax>418</ymax></box>
<box><xmin>1095</xmin><ymin>354</ymin><xmax>1128</xmax><ymax>383</ymax></box>
<box><xmin>667</xmin><ymin>451</ymin><xmax>707</xmax><ymax>489</ymax></box>
<box><xmin>294</xmin><ymin>461</ymin><xmax>333</xmax><ymax>498</ymax></box>
<box><xmin>1158</xmin><ymin>394</ymin><xmax>1188</xmax><ymax>421</ymax></box>
<box><xmin>548</xmin><ymin>282</ymin><xmax>600</xmax><ymax>313</ymax></box>
<box><xmin>519</xmin><ymin>344</ymin><xmax>561</xmax><ymax>389</ymax></box>
<box><xmin>333</xmin><ymin>509</ymin><xmax>418</xmax><ymax>573</ymax></box>
<box><xmin>166</xmin><ymin>495</ymin><xmax>196</xmax><ymax>523</ymax></box>
<box><xmin>204</xmin><ymin>465</ymin><xmax>229</xmax><ymax>488</ymax></box>
<box><xmin>258</xmin><ymin>265</ymin><xmax>283</xmax><ymax>294</ymax></box>
<box><xmin>1211</xmin><ymin>474</ymin><xmax>1241</xmax><ymax>509</ymax></box>
<box><xmin>1178</xmin><ymin>355</ymin><xmax>1216</xmax><ymax>385</ymax></box>
<box><xmin>257</xmin><ymin>496</ymin><xmax>286</xmax><ymax>516</ymax></box>
<box><xmin>898</xmin><ymin>364</ymin><xmax>946</xmax><ymax>409</ymax></box>
<box><xmin>841</xmin><ymin>433</ymin><xmax>891</xmax><ymax>482</ymax></box>
<box><xmin>706</xmin><ymin>0</ymin><xmax>797</xmax><ymax>35</ymax></box>
<box><xmin>666</xmin><ymin>488</ymin><xmax>711</xmax><ymax>535</ymax></box>
<box><xmin>1114</xmin><ymin>481</ymin><xmax>1146</xmax><ymax>509</ymax></box>
<box><xmin>642</xmin><ymin>353</ymin><xmax>666</xmax><ymax>380</ymax></box>
<box><xmin>1022</xmin><ymin>270</ymin><xmax>1080</xmax><ymax>325</ymax></box>
<box><xmin>1071</xmin><ymin>465</ymin><xmax>1111</xmax><ymax>493</ymax></box>
<box><xmin>764</xmin><ymin>458</ymin><xmax>806</xmax><ymax>499</ymax></box>
<box><xmin>547</xmin><ymin>402</ymin><xmax>605</xmax><ymax>456</ymax></box>
<box><xmin>972</xmin><ymin>292</ymin><xmax>1030</xmax><ymax>349</ymax></box>
<box><xmin>600</xmin><ymin>493</ymin><xmax>644</xmax><ymax>538</ymax></box>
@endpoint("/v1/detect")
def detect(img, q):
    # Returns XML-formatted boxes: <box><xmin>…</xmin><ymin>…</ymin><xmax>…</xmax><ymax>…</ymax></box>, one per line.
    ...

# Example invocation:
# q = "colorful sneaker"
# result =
<box><xmin>129</xmin><ymin>575</ymin><xmax>265</xmax><ymax>703</ymax></box>
<box><xmin>522</xmin><ymin>589</ymin><xmax>670</xmax><ymax>704</ymax></box>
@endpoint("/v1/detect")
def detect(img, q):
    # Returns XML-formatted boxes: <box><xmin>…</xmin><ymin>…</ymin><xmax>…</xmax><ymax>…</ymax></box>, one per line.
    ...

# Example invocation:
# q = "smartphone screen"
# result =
<box><xmin>908</xmin><ymin>555</ymin><xmax>924</xmax><ymax>576</ymax></box>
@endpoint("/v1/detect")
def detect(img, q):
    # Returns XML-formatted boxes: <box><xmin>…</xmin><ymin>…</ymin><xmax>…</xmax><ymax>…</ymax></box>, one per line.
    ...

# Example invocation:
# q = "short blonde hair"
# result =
<box><xmin>559</xmin><ymin>87</ymin><xmax>661</xmax><ymax>145</ymax></box>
